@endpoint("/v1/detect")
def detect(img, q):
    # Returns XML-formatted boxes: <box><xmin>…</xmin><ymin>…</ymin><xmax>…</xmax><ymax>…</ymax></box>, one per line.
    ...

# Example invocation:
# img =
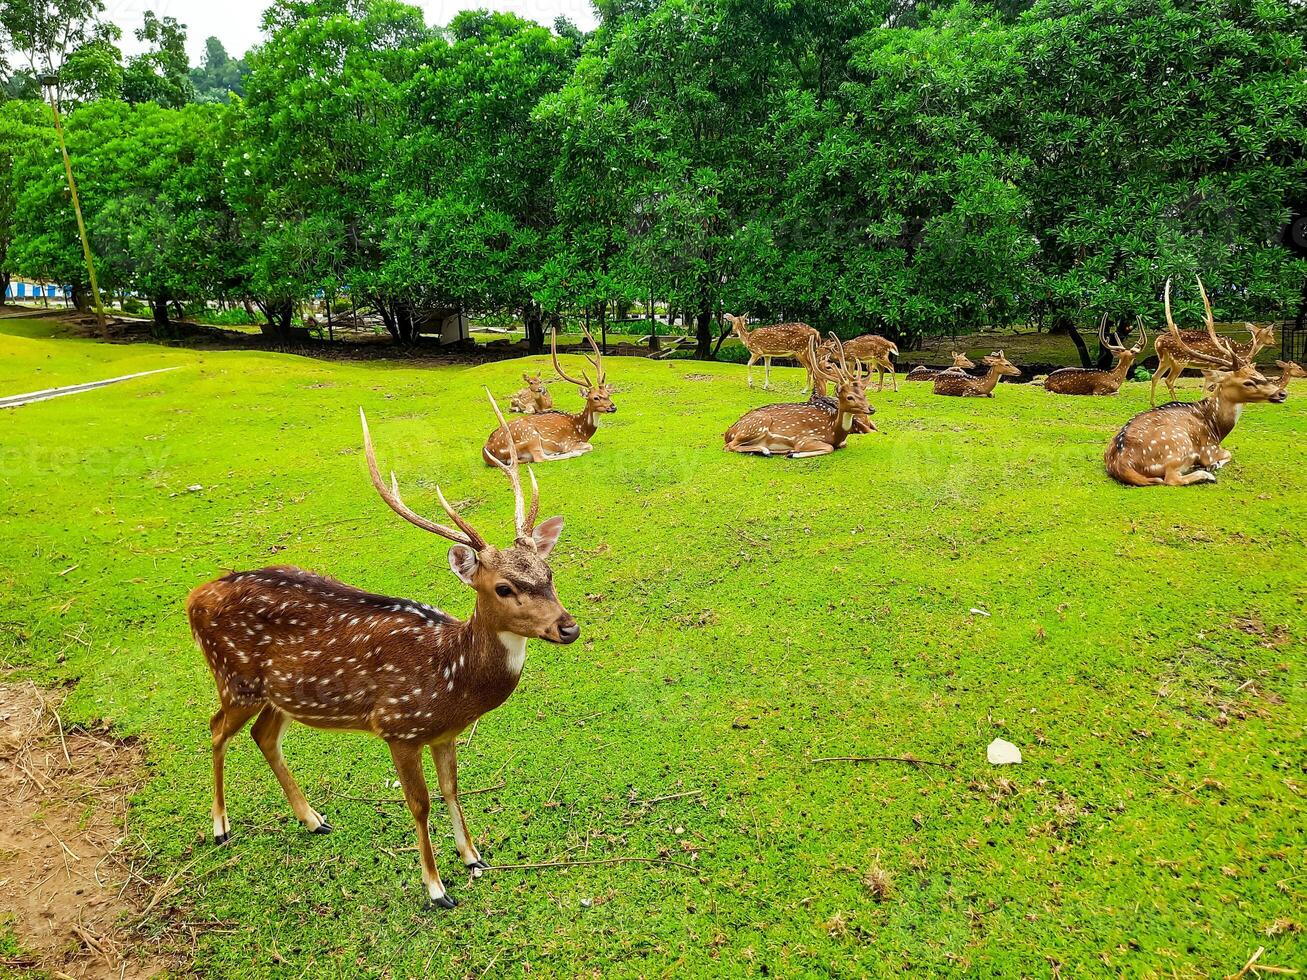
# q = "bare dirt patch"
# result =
<box><xmin>0</xmin><ymin>681</ymin><xmax>172</xmax><ymax>979</ymax></box>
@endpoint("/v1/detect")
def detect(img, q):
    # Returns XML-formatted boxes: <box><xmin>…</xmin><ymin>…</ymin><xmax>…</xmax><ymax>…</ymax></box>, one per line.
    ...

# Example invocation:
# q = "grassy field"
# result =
<box><xmin>1</xmin><ymin>314</ymin><xmax>1304</xmax><ymax>978</ymax></box>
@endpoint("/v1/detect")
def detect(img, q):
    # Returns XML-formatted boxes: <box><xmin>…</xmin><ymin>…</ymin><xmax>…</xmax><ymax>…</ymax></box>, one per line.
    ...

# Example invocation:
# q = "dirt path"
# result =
<box><xmin>0</xmin><ymin>682</ymin><xmax>173</xmax><ymax>978</ymax></box>
<box><xmin>0</xmin><ymin>367</ymin><xmax>180</xmax><ymax>410</ymax></box>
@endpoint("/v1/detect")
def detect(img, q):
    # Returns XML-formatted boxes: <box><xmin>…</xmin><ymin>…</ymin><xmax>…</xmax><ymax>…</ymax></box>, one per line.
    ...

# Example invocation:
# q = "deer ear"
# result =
<box><xmin>532</xmin><ymin>516</ymin><xmax>564</xmax><ymax>557</ymax></box>
<box><xmin>448</xmin><ymin>545</ymin><xmax>479</xmax><ymax>584</ymax></box>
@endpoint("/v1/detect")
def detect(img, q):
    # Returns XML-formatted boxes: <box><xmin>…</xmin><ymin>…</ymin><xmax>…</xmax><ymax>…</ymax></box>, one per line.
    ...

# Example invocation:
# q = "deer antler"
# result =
<box><xmin>482</xmin><ymin>387</ymin><xmax>539</xmax><ymax>541</ymax></box>
<box><xmin>827</xmin><ymin>333</ymin><xmax>854</xmax><ymax>380</ymax></box>
<box><xmin>551</xmin><ymin>326</ymin><xmax>592</xmax><ymax>389</ymax></box>
<box><xmin>1131</xmin><ymin>316</ymin><xmax>1148</xmax><ymax>354</ymax></box>
<box><xmin>807</xmin><ymin>335</ymin><xmax>840</xmax><ymax>384</ymax></box>
<box><xmin>360</xmin><ymin>408</ymin><xmax>487</xmax><ymax>551</ymax></box>
<box><xmin>1163</xmin><ymin>278</ymin><xmax>1238</xmax><ymax>370</ymax></box>
<box><xmin>578</xmin><ymin>322</ymin><xmax>605</xmax><ymax>385</ymax></box>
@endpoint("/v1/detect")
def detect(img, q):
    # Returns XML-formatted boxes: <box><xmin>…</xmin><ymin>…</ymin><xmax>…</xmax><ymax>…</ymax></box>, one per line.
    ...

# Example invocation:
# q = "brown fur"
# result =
<box><xmin>508</xmin><ymin>372</ymin><xmax>552</xmax><ymax>414</ymax></box>
<box><xmin>839</xmin><ymin>334</ymin><xmax>899</xmax><ymax>392</ymax></box>
<box><xmin>724</xmin><ymin>313</ymin><xmax>819</xmax><ymax>389</ymax></box>
<box><xmin>1150</xmin><ymin>322</ymin><xmax>1273</xmax><ymax>405</ymax></box>
<box><xmin>932</xmin><ymin>351</ymin><xmax>1020</xmax><ymax>397</ymax></box>
<box><xmin>906</xmin><ymin>351</ymin><xmax>975</xmax><ymax>382</ymax></box>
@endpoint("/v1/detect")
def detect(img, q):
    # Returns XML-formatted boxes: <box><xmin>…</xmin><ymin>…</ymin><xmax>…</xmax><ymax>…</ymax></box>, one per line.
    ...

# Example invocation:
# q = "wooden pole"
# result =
<box><xmin>44</xmin><ymin>87</ymin><xmax>106</xmax><ymax>336</ymax></box>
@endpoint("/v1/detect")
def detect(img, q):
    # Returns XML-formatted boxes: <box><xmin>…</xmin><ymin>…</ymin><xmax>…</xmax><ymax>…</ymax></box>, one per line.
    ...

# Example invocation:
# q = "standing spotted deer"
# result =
<box><xmin>840</xmin><ymin>333</ymin><xmax>900</xmax><ymax>392</ymax></box>
<box><xmin>724</xmin><ymin>335</ymin><xmax>871</xmax><ymax>457</ymax></box>
<box><xmin>188</xmin><ymin>393</ymin><xmax>578</xmax><ymax>908</ymax></box>
<box><xmin>508</xmin><ymin>372</ymin><xmax>552</xmax><ymax>414</ymax></box>
<box><xmin>724</xmin><ymin>313</ymin><xmax>819</xmax><ymax>389</ymax></box>
<box><xmin>906</xmin><ymin>351</ymin><xmax>975</xmax><ymax>382</ymax></box>
<box><xmin>1044</xmin><ymin>317</ymin><xmax>1147</xmax><ymax>396</ymax></box>
<box><xmin>484</xmin><ymin>327</ymin><xmax>616</xmax><ymax>464</ymax></box>
<box><xmin>932</xmin><ymin>351</ymin><xmax>1021</xmax><ymax>397</ymax></box>
<box><xmin>1149</xmin><ymin>308</ymin><xmax>1274</xmax><ymax>406</ymax></box>
<box><xmin>1104</xmin><ymin>278</ymin><xmax>1287</xmax><ymax>486</ymax></box>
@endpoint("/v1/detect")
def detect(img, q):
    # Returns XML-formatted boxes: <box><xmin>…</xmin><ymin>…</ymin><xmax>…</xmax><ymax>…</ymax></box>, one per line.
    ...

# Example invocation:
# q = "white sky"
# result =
<box><xmin>103</xmin><ymin>0</ymin><xmax>599</xmax><ymax>62</ymax></box>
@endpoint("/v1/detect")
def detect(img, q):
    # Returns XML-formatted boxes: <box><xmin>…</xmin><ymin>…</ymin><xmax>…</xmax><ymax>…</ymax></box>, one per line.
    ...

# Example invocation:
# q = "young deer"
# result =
<box><xmin>798</xmin><ymin>339</ymin><xmax>876</xmax><ymax>433</ymax></box>
<box><xmin>724</xmin><ymin>335</ymin><xmax>871</xmax><ymax>457</ymax></box>
<box><xmin>188</xmin><ymin>394</ymin><xmax>578</xmax><ymax>908</ymax></box>
<box><xmin>724</xmin><ymin>313</ymin><xmax>819</xmax><ymax>390</ymax></box>
<box><xmin>508</xmin><ymin>372</ymin><xmax>552</xmax><ymax>414</ymax></box>
<box><xmin>1272</xmin><ymin>360</ymin><xmax>1306</xmax><ymax>393</ymax></box>
<box><xmin>906</xmin><ymin>351</ymin><xmax>975</xmax><ymax>382</ymax></box>
<box><xmin>1104</xmin><ymin>278</ymin><xmax>1287</xmax><ymax>486</ymax></box>
<box><xmin>483</xmin><ymin>327</ymin><xmax>615</xmax><ymax>464</ymax></box>
<box><xmin>1149</xmin><ymin>298</ymin><xmax>1274</xmax><ymax>405</ymax></box>
<box><xmin>1044</xmin><ymin>317</ymin><xmax>1147</xmax><ymax>396</ymax></box>
<box><xmin>840</xmin><ymin>333</ymin><xmax>900</xmax><ymax>392</ymax></box>
<box><xmin>932</xmin><ymin>350</ymin><xmax>1020</xmax><ymax>397</ymax></box>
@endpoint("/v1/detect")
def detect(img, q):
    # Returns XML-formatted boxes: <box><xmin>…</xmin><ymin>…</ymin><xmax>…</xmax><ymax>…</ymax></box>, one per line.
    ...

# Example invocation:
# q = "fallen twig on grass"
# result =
<box><xmin>635</xmin><ymin>789</ymin><xmax>703</xmax><ymax>806</ymax></box>
<box><xmin>812</xmin><ymin>755</ymin><xmax>952</xmax><ymax>768</ymax></box>
<box><xmin>487</xmin><ymin>856</ymin><xmax>700</xmax><ymax>874</ymax></box>
<box><xmin>1229</xmin><ymin>946</ymin><xmax>1264</xmax><ymax>979</ymax></box>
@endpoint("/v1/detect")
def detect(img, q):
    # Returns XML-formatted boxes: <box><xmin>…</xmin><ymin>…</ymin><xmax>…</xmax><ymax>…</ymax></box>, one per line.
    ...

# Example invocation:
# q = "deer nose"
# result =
<box><xmin>556</xmin><ymin>619</ymin><xmax>580</xmax><ymax>644</ymax></box>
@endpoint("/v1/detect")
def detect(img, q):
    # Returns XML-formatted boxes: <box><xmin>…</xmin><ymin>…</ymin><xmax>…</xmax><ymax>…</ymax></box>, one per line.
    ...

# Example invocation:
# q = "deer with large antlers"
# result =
<box><xmin>906</xmin><ymin>351</ymin><xmax>976</xmax><ymax>382</ymax></box>
<box><xmin>188</xmin><ymin>394</ymin><xmax>578</xmax><ymax>908</ymax></box>
<box><xmin>932</xmin><ymin>350</ymin><xmax>1021</xmax><ymax>397</ymax></box>
<box><xmin>484</xmin><ymin>327</ymin><xmax>615</xmax><ymax>464</ymax></box>
<box><xmin>508</xmin><ymin>372</ymin><xmax>552</xmax><ymax>414</ymax></box>
<box><xmin>724</xmin><ymin>335</ymin><xmax>871</xmax><ymax>456</ymax></box>
<box><xmin>839</xmin><ymin>333</ymin><xmax>900</xmax><ymax>392</ymax></box>
<box><xmin>724</xmin><ymin>313</ymin><xmax>819</xmax><ymax>390</ymax></box>
<box><xmin>1149</xmin><ymin>302</ymin><xmax>1274</xmax><ymax>406</ymax></box>
<box><xmin>1104</xmin><ymin>278</ymin><xmax>1287</xmax><ymax>486</ymax></box>
<box><xmin>1044</xmin><ymin>316</ymin><xmax>1147</xmax><ymax>396</ymax></box>
<box><xmin>798</xmin><ymin>338</ymin><xmax>876</xmax><ymax>433</ymax></box>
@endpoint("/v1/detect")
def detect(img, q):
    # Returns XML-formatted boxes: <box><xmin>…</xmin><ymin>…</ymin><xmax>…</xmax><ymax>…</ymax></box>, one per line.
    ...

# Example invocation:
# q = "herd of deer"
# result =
<box><xmin>188</xmin><ymin>276</ymin><xmax>1299</xmax><ymax>909</ymax></box>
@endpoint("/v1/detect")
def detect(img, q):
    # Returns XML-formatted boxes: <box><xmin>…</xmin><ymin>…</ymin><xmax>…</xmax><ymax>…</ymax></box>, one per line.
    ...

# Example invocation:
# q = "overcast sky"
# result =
<box><xmin>103</xmin><ymin>0</ymin><xmax>599</xmax><ymax>62</ymax></box>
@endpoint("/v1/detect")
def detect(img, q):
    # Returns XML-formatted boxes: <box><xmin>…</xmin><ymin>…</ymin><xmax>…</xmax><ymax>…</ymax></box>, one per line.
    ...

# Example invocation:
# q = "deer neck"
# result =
<box><xmin>464</xmin><ymin>608</ymin><xmax>531</xmax><ymax>689</ymax></box>
<box><xmin>1198</xmin><ymin>393</ymin><xmax>1239</xmax><ymax>441</ymax></box>
<box><xmin>827</xmin><ymin>403</ymin><xmax>856</xmax><ymax>445</ymax></box>
<box><xmin>977</xmin><ymin>366</ymin><xmax>1003</xmax><ymax>394</ymax></box>
<box><xmin>1109</xmin><ymin>357</ymin><xmax>1131</xmax><ymax>385</ymax></box>
<box><xmin>575</xmin><ymin>406</ymin><xmax>599</xmax><ymax>437</ymax></box>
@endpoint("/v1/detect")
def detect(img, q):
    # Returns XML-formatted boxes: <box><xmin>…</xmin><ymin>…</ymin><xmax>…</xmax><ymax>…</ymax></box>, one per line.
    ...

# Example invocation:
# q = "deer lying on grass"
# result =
<box><xmin>508</xmin><ymin>372</ymin><xmax>552</xmax><ymax>414</ymax></box>
<box><xmin>1273</xmin><ymin>360</ymin><xmax>1306</xmax><ymax>392</ymax></box>
<box><xmin>189</xmin><ymin>394</ymin><xmax>577</xmax><ymax>908</ymax></box>
<box><xmin>839</xmin><ymin>333</ymin><xmax>900</xmax><ymax>392</ymax></box>
<box><xmin>798</xmin><ymin>338</ymin><xmax>876</xmax><ymax>433</ymax></box>
<box><xmin>906</xmin><ymin>351</ymin><xmax>975</xmax><ymax>382</ymax></box>
<box><xmin>1044</xmin><ymin>317</ymin><xmax>1147</xmax><ymax>396</ymax></box>
<box><xmin>724</xmin><ymin>335</ymin><xmax>871</xmax><ymax>457</ymax></box>
<box><xmin>724</xmin><ymin>313</ymin><xmax>819</xmax><ymax>389</ymax></box>
<box><xmin>932</xmin><ymin>351</ymin><xmax>1020</xmax><ymax>397</ymax></box>
<box><xmin>484</xmin><ymin>327</ymin><xmax>615</xmax><ymax>464</ymax></box>
<box><xmin>1149</xmin><ymin>297</ymin><xmax>1274</xmax><ymax>405</ymax></box>
<box><xmin>1104</xmin><ymin>279</ymin><xmax>1287</xmax><ymax>486</ymax></box>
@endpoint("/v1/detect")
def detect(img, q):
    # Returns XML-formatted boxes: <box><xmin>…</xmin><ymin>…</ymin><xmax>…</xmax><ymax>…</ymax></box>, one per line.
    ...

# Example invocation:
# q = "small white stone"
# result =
<box><xmin>987</xmin><ymin>738</ymin><xmax>1022</xmax><ymax>766</ymax></box>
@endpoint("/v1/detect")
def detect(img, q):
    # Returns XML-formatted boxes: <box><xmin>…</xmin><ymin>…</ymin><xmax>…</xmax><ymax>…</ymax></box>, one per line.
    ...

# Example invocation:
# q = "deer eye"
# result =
<box><xmin>1244</xmin><ymin>380</ymin><xmax>1257</xmax><ymax>387</ymax></box>
<box><xmin>495</xmin><ymin>584</ymin><xmax>515</xmax><ymax>598</ymax></box>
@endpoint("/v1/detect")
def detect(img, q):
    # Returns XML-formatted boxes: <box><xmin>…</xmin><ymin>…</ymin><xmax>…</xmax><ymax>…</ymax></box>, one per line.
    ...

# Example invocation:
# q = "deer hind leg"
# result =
<box><xmin>431</xmin><ymin>741</ymin><xmax>486</xmax><ymax>871</ymax></box>
<box><xmin>251</xmin><ymin>706</ymin><xmax>330</xmax><ymax>834</ymax></box>
<box><xmin>1163</xmin><ymin>458</ymin><xmax>1216</xmax><ymax>486</ymax></box>
<box><xmin>1163</xmin><ymin>361</ymin><xmax>1182</xmax><ymax>402</ymax></box>
<box><xmin>886</xmin><ymin>358</ymin><xmax>898</xmax><ymax>392</ymax></box>
<box><xmin>389</xmin><ymin>740</ymin><xmax>453</xmax><ymax>908</ymax></box>
<box><xmin>763</xmin><ymin>357</ymin><xmax>773</xmax><ymax>389</ymax></box>
<box><xmin>211</xmin><ymin>703</ymin><xmax>263</xmax><ymax>843</ymax></box>
<box><xmin>789</xmin><ymin>437</ymin><xmax>835</xmax><ymax>458</ymax></box>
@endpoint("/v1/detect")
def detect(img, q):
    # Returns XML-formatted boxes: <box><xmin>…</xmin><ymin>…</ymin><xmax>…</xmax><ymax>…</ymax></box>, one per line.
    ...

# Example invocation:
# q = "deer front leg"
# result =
<box><xmin>746</xmin><ymin>353</ymin><xmax>759</xmax><ymax>387</ymax></box>
<box><xmin>388</xmin><ymin>740</ymin><xmax>454</xmax><ymax>909</ymax></box>
<box><xmin>431</xmin><ymin>741</ymin><xmax>487</xmax><ymax>872</ymax></box>
<box><xmin>886</xmin><ymin>358</ymin><xmax>898</xmax><ymax>392</ymax></box>
<box><xmin>763</xmin><ymin>357</ymin><xmax>773</xmax><ymax>389</ymax></box>
<box><xmin>252</xmin><ymin>705</ymin><xmax>330</xmax><ymax>834</ymax></box>
<box><xmin>789</xmin><ymin>436</ymin><xmax>835</xmax><ymax>458</ymax></box>
<box><xmin>210</xmin><ymin>703</ymin><xmax>262</xmax><ymax>843</ymax></box>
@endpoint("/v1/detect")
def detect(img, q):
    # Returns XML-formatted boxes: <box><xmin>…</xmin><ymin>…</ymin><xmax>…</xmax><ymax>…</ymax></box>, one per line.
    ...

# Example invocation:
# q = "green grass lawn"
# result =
<box><xmin>1</xmin><ymin>315</ymin><xmax>1304</xmax><ymax>977</ymax></box>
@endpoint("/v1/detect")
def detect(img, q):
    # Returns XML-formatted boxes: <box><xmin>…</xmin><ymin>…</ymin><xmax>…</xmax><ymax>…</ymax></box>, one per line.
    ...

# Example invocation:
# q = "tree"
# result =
<box><xmin>122</xmin><ymin>10</ymin><xmax>193</xmax><ymax>107</ymax></box>
<box><xmin>0</xmin><ymin>0</ymin><xmax>122</xmax><ymax>104</ymax></box>
<box><xmin>189</xmin><ymin>37</ymin><xmax>249</xmax><ymax>102</ymax></box>
<box><xmin>0</xmin><ymin>99</ymin><xmax>48</xmax><ymax>300</ymax></box>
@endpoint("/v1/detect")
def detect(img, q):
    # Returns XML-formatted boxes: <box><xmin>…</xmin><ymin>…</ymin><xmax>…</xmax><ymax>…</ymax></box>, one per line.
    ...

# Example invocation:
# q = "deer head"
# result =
<box><xmin>812</xmin><ymin>334</ymin><xmax>872</xmax><ymax>417</ymax></box>
<box><xmin>722</xmin><ymin>313</ymin><xmax>751</xmax><ymax>340</ymax></box>
<box><xmin>950</xmin><ymin>351</ymin><xmax>976</xmax><ymax>370</ymax></box>
<box><xmin>982</xmin><ymin>350</ymin><xmax>1021</xmax><ymax>378</ymax></box>
<box><xmin>360</xmin><ymin>392</ymin><xmax>579</xmax><ymax>644</ymax></box>
<box><xmin>1100</xmin><ymin>315</ymin><xmax>1147</xmax><ymax>372</ymax></box>
<box><xmin>551</xmin><ymin>325</ymin><xmax>616</xmax><ymax>415</ymax></box>
<box><xmin>522</xmin><ymin>372</ymin><xmax>546</xmax><ymax>395</ymax></box>
<box><xmin>1165</xmin><ymin>278</ymin><xmax>1286</xmax><ymax>406</ymax></box>
<box><xmin>1275</xmin><ymin>360</ymin><xmax>1307</xmax><ymax>392</ymax></box>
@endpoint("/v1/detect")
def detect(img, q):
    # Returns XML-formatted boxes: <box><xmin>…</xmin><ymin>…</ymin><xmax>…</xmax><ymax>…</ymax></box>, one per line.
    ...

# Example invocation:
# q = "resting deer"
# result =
<box><xmin>1150</xmin><ymin>306</ymin><xmax>1274</xmax><ymax>405</ymax></box>
<box><xmin>188</xmin><ymin>394</ymin><xmax>578</xmax><ymax>908</ymax></box>
<box><xmin>839</xmin><ymin>333</ymin><xmax>900</xmax><ymax>392</ymax></box>
<box><xmin>724</xmin><ymin>313</ymin><xmax>819</xmax><ymax>390</ymax></box>
<box><xmin>724</xmin><ymin>335</ymin><xmax>871</xmax><ymax>457</ymax></box>
<box><xmin>1044</xmin><ymin>317</ymin><xmax>1147</xmax><ymax>396</ymax></box>
<box><xmin>508</xmin><ymin>372</ymin><xmax>552</xmax><ymax>414</ymax></box>
<box><xmin>484</xmin><ymin>327</ymin><xmax>615</xmax><ymax>465</ymax></box>
<box><xmin>798</xmin><ymin>339</ymin><xmax>876</xmax><ymax>433</ymax></box>
<box><xmin>906</xmin><ymin>351</ymin><xmax>975</xmax><ymax>382</ymax></box>
<box><xmin>932</xmin><ymin>350</ymin><xmax>1020</xmax><ymax>397</ymax></box>
<box><xmin>1104</xmin><ymin>278</ymin><xmax>1287</xmax><ymax>486</ymax></box>
<box><xmin>1273</xmin><ymin>360</ymin><xmax>1306</xmax><ymax>392</ymax></box>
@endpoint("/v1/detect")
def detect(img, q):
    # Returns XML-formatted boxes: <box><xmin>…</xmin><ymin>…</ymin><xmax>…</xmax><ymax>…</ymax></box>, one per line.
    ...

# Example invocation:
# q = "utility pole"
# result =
<box><xmin>38</xmin><ymin>74</ymin><xmax>107</xmax><ymax>336</ymax></box>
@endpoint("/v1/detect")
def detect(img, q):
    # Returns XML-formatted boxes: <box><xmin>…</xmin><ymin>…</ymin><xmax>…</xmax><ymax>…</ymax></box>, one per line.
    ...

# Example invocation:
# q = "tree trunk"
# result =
<box><xmin>0</xmin><ymin>272</ymin><xmax>9</xmax><ymax>303</ymax></box>
<box><xmin>71</xmin><ymin>283</ymin><xmax>91</xmax><ymax>312</ymax></box>
<box><xmin>1054</xmin><ymin>313</ymin><xmax>1092</xmax><ymax>368</ymax></box>
<box><xmin>256</xmin><ymin>299</ymin><xmax>295</xmax><ymax>342</ymax></box>
<box><xmin>695</xmin><ymin>300</ymin><xmax>714</xmax><ymax>359</ymax></box>
<box><xmin>396</xmin><ymin>302</ymin><xmax>415</xmax><ymax>344</ymax></box>
<box><xmin>150</xmin><ymin>297</ymin><xmax>170</xmax><ymax>331</ymax></box>
<box><xmin>523</xmin><ymin>303</ymin><xmax>544</xmax><ymax>355</ymax></box>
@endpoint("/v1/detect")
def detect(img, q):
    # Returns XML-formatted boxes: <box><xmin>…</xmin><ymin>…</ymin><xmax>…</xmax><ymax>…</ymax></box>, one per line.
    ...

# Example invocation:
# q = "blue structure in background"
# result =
<box><xmin>4</xmin><ymin>280</ymin><xmax>71</xmax><ymax>301</ymax></box>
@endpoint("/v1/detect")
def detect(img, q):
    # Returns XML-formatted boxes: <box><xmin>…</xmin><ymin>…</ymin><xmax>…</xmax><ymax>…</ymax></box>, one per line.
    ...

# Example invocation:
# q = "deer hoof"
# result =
<box><xmin>467</xmin><ymin>859</ymin><xmax>490</xmax><ymax>873</ymax></box>
<box><xmin>214</xmin><ymin>831</ymin><xmax>231</xmax><ymax>845</ymax></box>
<box><xmin>427</xmin><ymin>894</ymin><xmax>458</xmax><ymax>910</ymax></box>
<box><xmin>311</xmin><ymin>820</ymin><xmax>333</xmax><ymax>835</ymax></box>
